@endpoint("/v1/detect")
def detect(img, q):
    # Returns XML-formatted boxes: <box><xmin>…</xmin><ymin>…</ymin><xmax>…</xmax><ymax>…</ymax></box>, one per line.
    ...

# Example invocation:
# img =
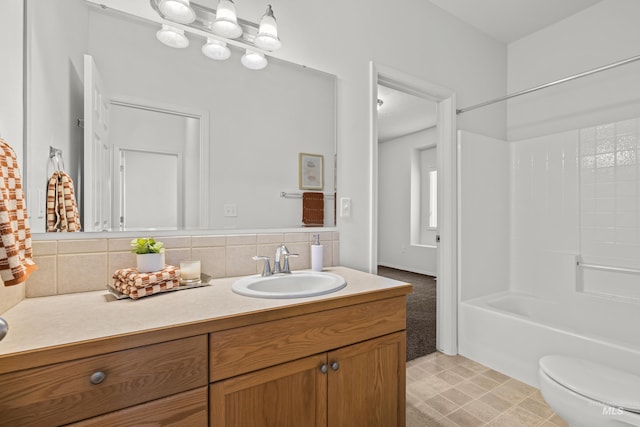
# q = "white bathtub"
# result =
<box><xmin>459</xmin><ymin>291</ymin><xmax>640</xmax><ymax>386</ymax></box>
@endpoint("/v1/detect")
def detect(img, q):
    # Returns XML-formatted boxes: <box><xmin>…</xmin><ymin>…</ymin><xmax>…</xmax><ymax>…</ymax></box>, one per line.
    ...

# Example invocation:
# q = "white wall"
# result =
<box><xmin>378</xmin><ymin>128</ymin><xmax>437</xmax><ymax>275</ymax></box>
<box><xmin>267</xmin><ymin>0</ymin><xmax>508</xmax><ymax>271</ymax></box>
<box><xmin>507</xmin><ymin>0</ymin><xmax>640</xmax><ymax>141</ymax></box>
<box><xmin>0</xmin><ymin>0</ymin><xmax>25</xmax><ymax>310</ymax></box>
<box><xmin>458</xmin><ymin>131</ymin><xmax>510</xmax><ymax>300</ymax></box>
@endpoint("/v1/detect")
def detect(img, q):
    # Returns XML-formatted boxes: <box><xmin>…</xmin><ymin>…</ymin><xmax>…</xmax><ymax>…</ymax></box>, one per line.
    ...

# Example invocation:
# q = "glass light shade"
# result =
<box><xmin>211</xmin><ymin>0</ymin><xmax>243</xmax><ymax>39</ymax></box>
<box><xmin>202</xmin><ymin>38</ymin><xmax>231</xmax><ymax>60</ymax></box>
<box><xmin>254</xmin><ymin>5</ymin><xmax>281</xmax><ymax>51</ymax></box>
<box><xmin>241</xmin><ymin>49</ymin><xmax>268</xmax><ymax>70</ymax></box>
<box><xmin>156</xmin><ymin>24</ymin><xmax>189</xmax><ymax>48</ymax></box>
<box><xmin>158</xmin><ymin>0</ymin><xmax>196</xmax><ymax>24</ymax></box>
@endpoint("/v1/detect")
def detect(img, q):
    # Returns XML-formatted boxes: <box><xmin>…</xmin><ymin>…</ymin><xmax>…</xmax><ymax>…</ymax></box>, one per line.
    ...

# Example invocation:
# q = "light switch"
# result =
<box><xmin>224</xmin><ymin>204</ymin><xmax>237</xmax><ymax>217</ymax></box>
<box><xmin>340</xmin><ymin>197</ymin><xmax>352</xmax><ymax>218</ymax></box>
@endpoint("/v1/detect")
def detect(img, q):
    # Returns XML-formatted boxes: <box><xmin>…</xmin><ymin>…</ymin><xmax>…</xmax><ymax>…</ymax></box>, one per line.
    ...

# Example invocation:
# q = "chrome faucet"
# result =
<box><xmin>253</xmin><ymin>244</ymin><xmax>298</xmax><ymax>277</ymax></box>
<box><xmin>273</xmin><ymin>244</ymin><xmax>290</xmax><ymax>274</ymax></box>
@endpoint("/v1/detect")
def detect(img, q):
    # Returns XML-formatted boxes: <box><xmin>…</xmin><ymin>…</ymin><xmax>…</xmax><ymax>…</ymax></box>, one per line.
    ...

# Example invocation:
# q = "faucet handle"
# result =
<box><xmin>252</xmin><ymin>255</ymin><xmax>272</xmax><ymax>276</ymax></box>
<box><xmin>282</xmin><ymin>253</ymin><xmax>299</xmax><ymax>274</ymax></box>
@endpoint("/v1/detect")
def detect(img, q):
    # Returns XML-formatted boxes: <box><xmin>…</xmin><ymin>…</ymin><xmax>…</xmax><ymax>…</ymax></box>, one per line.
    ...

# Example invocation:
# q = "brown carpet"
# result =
<box><xmin>377</xmin><ymin>266</ymin><xmax>437</xmax><ymax>361</ymax></box>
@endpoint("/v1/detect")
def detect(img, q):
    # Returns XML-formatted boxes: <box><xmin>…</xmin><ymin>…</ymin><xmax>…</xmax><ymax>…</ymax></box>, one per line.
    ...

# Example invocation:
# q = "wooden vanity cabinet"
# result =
<box><xmin>0</xmin><ymin>279</ymin><xmax>409</xmax><ymax>427</ymax></box>
<box><xmin>211</xmin><ymin>332</ymin><xmax>405</xmax><ymax>427</ymax></box>
<box><xmin>209</xmin><ymin>296</ymin><xmax>407</xmax><ymax>427</ymax></box>
<box><xmin>0</xmin><ymin>335</ymin><xmax>208</xmax><ymax>427</ymax></box>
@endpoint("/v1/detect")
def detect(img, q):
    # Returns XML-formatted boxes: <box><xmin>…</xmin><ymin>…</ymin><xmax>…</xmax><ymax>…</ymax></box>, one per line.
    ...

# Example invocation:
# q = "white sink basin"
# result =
<box><xmin>232</xmin><ymin>271</ymin><xmax>346</xmax><ymax>299</ymax></box>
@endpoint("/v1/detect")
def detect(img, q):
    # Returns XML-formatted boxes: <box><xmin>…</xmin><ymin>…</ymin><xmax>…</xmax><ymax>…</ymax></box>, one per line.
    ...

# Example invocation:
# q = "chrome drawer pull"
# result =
<box><xmin>331</xmin><ymin>362</ymin><xmax>340</xmax><ymax>371</ymax></box>
<box><xmin>320</xmin><ymin>364</ymin><xmax>328</xmax><ymax>374</ymax></box>
<box><xmin>90</xmin><ymin>371</ymin><xmax>106</xmax><ymax>385</ymax></box>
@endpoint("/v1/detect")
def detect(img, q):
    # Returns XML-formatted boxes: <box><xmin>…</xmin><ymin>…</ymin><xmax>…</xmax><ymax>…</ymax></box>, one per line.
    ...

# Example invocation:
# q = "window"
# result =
<box><xmin>428</xmin><ymin>169</ymin><xmax>437</xmax><ymax>229</ymax></box>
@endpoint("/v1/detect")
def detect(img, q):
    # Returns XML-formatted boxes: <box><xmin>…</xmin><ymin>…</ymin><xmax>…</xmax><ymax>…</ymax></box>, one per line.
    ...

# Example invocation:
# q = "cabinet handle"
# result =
<box><xmin>331</xmin><ymin>362</ymin><xmax>340</xmax><ymax>371</ymax></box>
<box><xmin>320</xmin><ymin>364</ymin><xmax>328</xmax><ymax>374</ymax></box>
<box><xmin>90</xmin><ymin>371</ymin><xmax>106</xmax><ymax>385</ymax></box>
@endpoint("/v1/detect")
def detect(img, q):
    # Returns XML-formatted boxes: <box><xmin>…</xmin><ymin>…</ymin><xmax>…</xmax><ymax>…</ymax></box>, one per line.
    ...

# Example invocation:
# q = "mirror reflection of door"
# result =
<box><xmin>118</xmin><ymin>149</ymin><xmax>182</xmax><ymax>230</ymax></box>
<box><xmin>109</xmin><ymin>102</ymin><xmax>199</xmax><ymax>231</ymax></box>
<box><xmin>83</xmin><ymin>54</ymin><xmax>111</xmax><ymax>231</ymax></box>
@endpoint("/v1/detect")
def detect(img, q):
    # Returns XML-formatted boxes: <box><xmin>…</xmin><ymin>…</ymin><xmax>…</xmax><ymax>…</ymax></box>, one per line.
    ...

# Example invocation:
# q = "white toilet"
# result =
<box><xmin>539</xmin><ymin>355</ymin><xmax>640</xmax><ymax>427</ymax></box>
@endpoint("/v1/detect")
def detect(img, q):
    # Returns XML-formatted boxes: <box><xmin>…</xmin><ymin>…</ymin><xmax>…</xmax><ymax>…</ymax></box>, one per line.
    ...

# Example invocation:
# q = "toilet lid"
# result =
<box><xmin>540</xmin><ymin>355</ymin><xmax>640</xmax><ymax>412</ymax></box>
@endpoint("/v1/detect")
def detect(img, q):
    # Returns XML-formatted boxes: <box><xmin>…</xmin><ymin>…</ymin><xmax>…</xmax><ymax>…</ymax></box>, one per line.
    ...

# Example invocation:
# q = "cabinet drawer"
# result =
<box><xmin>69</xmin><ymin>386</ymin><xmax>208</xmax><ymax>427</ymax></box>
<box><xmin>210</xmin><ymin>296</ymin><xmax>406</xmax><ymax>381</ymax></box>
<box><xmin>0</xmin><ymin>335</ymin><xmax>208</xmax><ymax>427</ymax></box>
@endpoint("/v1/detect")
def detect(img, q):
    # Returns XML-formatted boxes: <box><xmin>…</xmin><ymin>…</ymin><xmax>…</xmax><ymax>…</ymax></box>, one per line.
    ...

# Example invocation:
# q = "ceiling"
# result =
<box><xmin>377</xmin><ymin>85</ymin><xmax>437</xmax><ymax>143</ymax></box>
<box><xmin>428</xmin><ymin>0</ymin><xmax>602</xmax><ymax>44</ymax></box>
<box><xmin>377</xmin><ymin>0</ymin><xmax>603</xmax><ymax>142</ymax></box>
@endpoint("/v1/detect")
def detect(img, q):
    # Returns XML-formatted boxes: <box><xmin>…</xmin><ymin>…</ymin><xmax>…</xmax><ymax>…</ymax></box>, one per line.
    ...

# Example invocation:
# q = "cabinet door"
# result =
<box><xmin>210</xmin><ymin>353</ymin><xmax>327</xmax><ymax>427</ymax></box>
<box><xmin>327</xmin><ymin>332</ymin><xmax>406</xmax><ymax>427</ymax></box>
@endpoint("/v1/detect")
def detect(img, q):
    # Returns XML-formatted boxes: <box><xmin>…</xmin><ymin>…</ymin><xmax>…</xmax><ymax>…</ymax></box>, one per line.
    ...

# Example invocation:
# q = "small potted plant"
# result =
<box><xmin>131</xmin><ymin>238</ymin><xmax>165</xmax><ymax>273</ymax></box>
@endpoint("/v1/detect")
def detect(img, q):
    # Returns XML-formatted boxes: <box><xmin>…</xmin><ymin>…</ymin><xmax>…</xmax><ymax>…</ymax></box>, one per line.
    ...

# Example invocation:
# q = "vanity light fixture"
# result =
<box><xmin>241</xmin><ymin>49</ymin><xmax>268</xmax><ymax>70</ymax></box>
<box><xmin>211</xmin><ymin>0</ymin><xmax>243</xmax><ymax>39</ymax></box>
<box><xmin>254</xmin><ymin>5</ymin><xmax>281</xmax><ymax>51</ymax></box>
<box><xmin>156</xmin><ymin>24</ymin><xmax>190</xmax><ymax>48</ymax></box>
<box><xmin>151</xmin><ymin>0</ymin><xmax>282</xmax><ymax>70</ymax></box>
<box><xmin>202</xmin><ymin>38</ymin><xmax>231</xmax><ymax>60</ymax></box>
<box><xmin>158</xmin><ymin>0</ymin><xmax>196</xmax><ymax>24</ymax></box>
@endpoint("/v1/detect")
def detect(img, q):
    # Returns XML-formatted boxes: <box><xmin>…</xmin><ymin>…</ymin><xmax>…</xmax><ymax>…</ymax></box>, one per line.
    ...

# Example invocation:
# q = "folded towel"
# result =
<box><xmin>113</xmin><ymin>278</ymin><xmax>181</xmax><ymax>299</ymax></box>
<box><xmin>0</xmin><ymin>138</ymin><xmax>37</xmax><ymax>286</ymax></box>
<box><xmin>302</xmin><ymin>192</ymin><xmax>324</xmax><ymax>227</ymax></box>
<box><xmin>112</xmin><ymin>265</ymin><xmax>180</xmax><ymax>288</ymax></box>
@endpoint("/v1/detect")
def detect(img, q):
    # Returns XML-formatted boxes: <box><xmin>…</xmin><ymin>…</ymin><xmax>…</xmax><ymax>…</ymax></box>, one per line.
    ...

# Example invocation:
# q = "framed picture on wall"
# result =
<box><xmin>299</xmin><ymin>153</ymin><xmax>324</xmax><ymax>190</ymax></box>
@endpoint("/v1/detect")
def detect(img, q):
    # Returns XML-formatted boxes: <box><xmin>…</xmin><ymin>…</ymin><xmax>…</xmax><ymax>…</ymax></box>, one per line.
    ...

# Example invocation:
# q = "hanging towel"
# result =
<box><xmin>0</xmin><ymin>138</ymin><xmax>37</xmax><ymax>286</ymax></box>
<box><xmin>46</xmin><ymin>171</ymin><xmax>81</xmax><ymax>232</ymax></box>
<box><xmin>302</xmin><ymin>192</ymin><xmax>324</xmax><ymax>227</ymax></box>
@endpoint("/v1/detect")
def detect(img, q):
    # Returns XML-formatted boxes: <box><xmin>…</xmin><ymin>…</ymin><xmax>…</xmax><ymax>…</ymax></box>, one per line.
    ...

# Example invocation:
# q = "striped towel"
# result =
<box><xmin>113</xmin><ymin>278</ymin><xmax>181</xmax><ymax>299</ymax></box>
<box><xmin>112</xmin><ymin>265</ymin><xmax>180</xmax><ymax>288</ymax></box>
<box><xmin>0</xmin><ymin>138</ymin><xmax>37</xmax><ymax>286</ymax></box>
<box><xmin>112</xmin><ymin>265</ymin><xmax>181</xmax><ymax>299</ymax></box>
<box><xmin>46</xmin><ymin>171</ymin><xmax>81</xmax><ymax>232</ymax></box>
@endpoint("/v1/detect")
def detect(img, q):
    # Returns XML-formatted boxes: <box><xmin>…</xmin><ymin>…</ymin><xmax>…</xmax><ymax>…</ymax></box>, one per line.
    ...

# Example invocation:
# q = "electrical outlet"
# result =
<box><xmin>224</xmin><ymin>204</ymin><xmax>237</xmax><ymax>217</ymax></box>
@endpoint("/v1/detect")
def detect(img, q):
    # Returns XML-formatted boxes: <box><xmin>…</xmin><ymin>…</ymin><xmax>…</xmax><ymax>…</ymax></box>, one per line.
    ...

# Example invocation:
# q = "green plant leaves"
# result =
<box><xmin>130</xmin><ymin>238</ymin><xmax>165</xmax><ymax>254</ymax></box>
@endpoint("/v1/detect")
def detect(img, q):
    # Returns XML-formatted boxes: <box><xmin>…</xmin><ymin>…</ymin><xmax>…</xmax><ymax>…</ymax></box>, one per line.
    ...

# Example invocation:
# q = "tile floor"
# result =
<box><xmin>406</xmin><ymin>352</ymin><xmax>569</xmax><ymax>427</ymax></box>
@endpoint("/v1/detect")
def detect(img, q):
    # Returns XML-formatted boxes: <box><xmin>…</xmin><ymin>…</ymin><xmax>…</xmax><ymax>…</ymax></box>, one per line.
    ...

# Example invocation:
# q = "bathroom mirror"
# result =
<box><xmin>25</xmin><ymin>0</ymin><xmax>336</xmax><ymax>234</ymax></box>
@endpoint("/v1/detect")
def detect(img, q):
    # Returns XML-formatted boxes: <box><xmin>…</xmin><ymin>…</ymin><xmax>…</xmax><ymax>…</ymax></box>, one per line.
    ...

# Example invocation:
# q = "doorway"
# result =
<box><xmin>376</xmin><ymin>83</ymin><xmax>439</xmax><ymax>359</ymax></box>
<box><xmin>369</xmin><ymin>62</ymin><xmax>458</xmax><ymax>355</ymax></box>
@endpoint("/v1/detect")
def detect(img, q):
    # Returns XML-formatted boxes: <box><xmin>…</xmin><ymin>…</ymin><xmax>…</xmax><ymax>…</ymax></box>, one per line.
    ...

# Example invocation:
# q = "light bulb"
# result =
<box><xmin>211</xmin><ymin>0</ymin><xmax>243</xmax><ymax>39</ymax></box>
<box><xmin>156</xmin><ymin>24</ymin><xmax>189</xmax><ymax>48</ymax></box>
<box><xmin>241</xmin><ymin>49</ymin><xmax>268</xmax><ymax>70</ymax></box>
<box><xmin>158</xmin><ymin>0</ymin><xmax>196</xmax><ymax>24</ymax></box>
<box><xmin>202</xmin><ymin>38</ymin><xmax>231</xmax><ymax>60</ymax></box>
<box><xmin>254</xmin><ymin>5</ymin><xmax>281</xmax><ymax>51</ymax></box>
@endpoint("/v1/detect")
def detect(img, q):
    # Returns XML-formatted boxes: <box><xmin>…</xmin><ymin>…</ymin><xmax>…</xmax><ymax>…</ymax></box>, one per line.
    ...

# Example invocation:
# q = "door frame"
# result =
<box><xmin>109</xmin><ymin>96</ymin><xmax>210</xmax><ymax>230</ymax></box>
<box><xmin>369</xmin><ymin>62</ymin><xmax>458</xmax><ymax>355</ymax></box>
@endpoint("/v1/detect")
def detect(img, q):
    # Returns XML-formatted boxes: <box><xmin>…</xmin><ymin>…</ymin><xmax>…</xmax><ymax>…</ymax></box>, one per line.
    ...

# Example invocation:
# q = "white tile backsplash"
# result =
<box><xmin>23</xmin><ymin>231</ymin><xmax>339</xmax><ymax>297</ymax></box>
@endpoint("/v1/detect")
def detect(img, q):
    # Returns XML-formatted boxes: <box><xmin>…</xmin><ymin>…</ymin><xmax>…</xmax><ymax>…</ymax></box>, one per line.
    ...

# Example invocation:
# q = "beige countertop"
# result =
<box><xmin>0</xmin><ymin>267</ymin><xmax>411</xmax><ymax>368</ymax></box>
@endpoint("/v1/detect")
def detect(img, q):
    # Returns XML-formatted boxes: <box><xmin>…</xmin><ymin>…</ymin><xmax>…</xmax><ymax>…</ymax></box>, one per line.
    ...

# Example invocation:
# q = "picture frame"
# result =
<box><xmin>298</xmin><ymin>153</ymin><xmax>324</xmax><ymax>190</ymax></box>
